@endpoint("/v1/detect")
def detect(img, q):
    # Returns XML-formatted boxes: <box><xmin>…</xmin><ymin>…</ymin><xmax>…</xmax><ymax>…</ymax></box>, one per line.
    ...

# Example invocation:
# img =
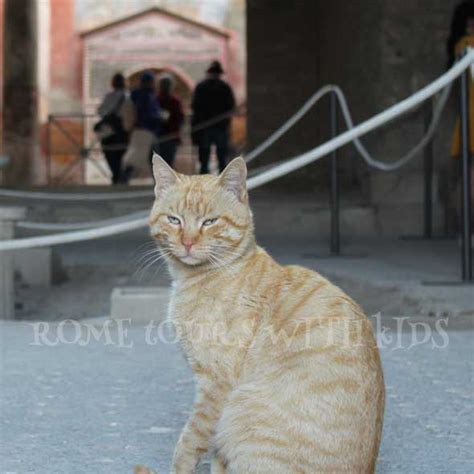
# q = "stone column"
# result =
<box><xmin>2</xmin><ymin>0</ymin><xmax>38</xmax><ymax>185</ymax></box>
<box><xmin>0</xmin><ymin>207</ymin><xmax>26</xmax><ymax>319</ymax></box>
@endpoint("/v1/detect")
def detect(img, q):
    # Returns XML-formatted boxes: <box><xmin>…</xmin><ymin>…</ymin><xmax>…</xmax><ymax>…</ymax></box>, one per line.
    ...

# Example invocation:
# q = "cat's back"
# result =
<box><xmin>258</xmin><ymin>259</ymin><xmax>382</xmax><ymax>383</ymax></box>
<box><xmin>216</xmin><ymin>254</ymin><xmax>385</xmax><ymax>473</ymax></box>
<box><xmin>263</xmin><ymin>257</ymin><xmax>365</xmax><ymax>326</ymax></box>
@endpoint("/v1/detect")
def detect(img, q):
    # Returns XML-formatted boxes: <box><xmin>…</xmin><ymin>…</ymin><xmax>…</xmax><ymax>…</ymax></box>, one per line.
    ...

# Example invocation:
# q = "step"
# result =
<box><xmin>110</xmin><ymin>286</ymin><xmax>170</xmax><ymax>324</ymax></box>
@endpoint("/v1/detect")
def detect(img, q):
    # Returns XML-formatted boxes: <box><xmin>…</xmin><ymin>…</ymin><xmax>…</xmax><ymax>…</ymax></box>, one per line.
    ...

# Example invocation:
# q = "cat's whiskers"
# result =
<box><xmin>194</xmin><ymin>244</ymin><xmax>242</xmax><ymax>271</ymax></box>
<box><xmin>151</xmin><ymin>256</ymin><xmax>173</xmax><ymax>280</ymax></box>
<box><xmin>134</xmin><ymin>240</ymin><xmax>156</xmax><ymax>251</ymax></box>
<box><xmin>207</xmin><ymin>251</ymin><xmax>240</xmax><ymax>277</ymax></box>
<box><xmin>136</xmin><ymin>242</ymin><xmax>173</xmax><ymax>264</ymax></box>
<box><xmin>131</xmin><ymin>240</ymin><xmax>157</xmax><ymax>258</ymax></box>
<box><xmin>211</xmin><ymin>247</ymin><xmax>242</xmax><ymax>264</ymax></box>
<box><xmin>134</xmin><ymin>248</ymin><xmax>173</xmax><ymax>279</ymax></box>
<box><xmin>137</xmin><ymin>252</ymin><xmax>166</xmax><ymax>272</ymax></box>
<box><xmin>206</xmin><ymin>254</ymin><xmax>228</xmax><ymax>279</ymax></box>
<box><xmin>135</xmin><ymin>247</ymin><xmax>163</xmax><ymax>264</ymax></box>
<box><xmin>135</xmin><ymin>256</ymin><xmax>171</xmax><ymax>282</ymax></box>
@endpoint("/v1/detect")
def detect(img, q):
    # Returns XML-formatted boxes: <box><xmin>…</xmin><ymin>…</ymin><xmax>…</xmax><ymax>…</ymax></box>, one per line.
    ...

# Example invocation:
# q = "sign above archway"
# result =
<box><xmin>81</xmin><ymin>6</ymin><xmax>234</xmax><ymax>109</ymax></box>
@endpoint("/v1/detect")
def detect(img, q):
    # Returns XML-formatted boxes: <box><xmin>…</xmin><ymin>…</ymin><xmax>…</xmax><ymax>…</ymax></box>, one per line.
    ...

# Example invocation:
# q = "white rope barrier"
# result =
<box><xmin>1</xmin><ymin>49</ymin><xmax>473</xmax><ymax>251</ymax></box>
<box><xmin>244</xmin><ymin>82</ymin><xmax>451</xmax><ymax>171</ymax></box>
<box><xmin>0</xmin><ymin>58</ymin><xmax>452</xmax><ymax>201</ymax></box>
<box><xmin>333</xmin><ymin>82</ymin><xmax>452</xmax><ymax>171</ymax></box>
<box><xmin>11</xmin><ymin>164</ymin><xmax>275</xmax><ymax>230</ymax></box>
<box><xmin>16</xmin><ymin>78</ymin><xmax>448</xmax><ymax>233</ymax></box>
<box><xmin>0</xmin><ymin>80</ymin><xmax>443</xmax><ymax>201</ymax></box>
<box><xmin>244</xmin><ymin>85</ymin><xmax>336</xmax><ymax>163</ymax></box>
<box><xmin>0</xmin><ymin>217</ymin><xmax>149</xmax><ymax>251</ymax></box>
<box><xmin>0</xmin><ymin>188</ymin><xmax>153</xmax><ymax>200</ymax></box>
<box><xmin>246</xmin><ymin>50</ymin><xmax>474</xmax><ymax>189</ymax></box>
<box><xmin>244</xmin><ymin>74</ymin><xmax>451</xmax><ymax>170</ymax></box>
<box><xmin>12</xmin><ymin>161</ymin><xmax>283</xmax><ymax>231</ymax></box>
<box><xmin>17</xmin><ymin>210</ymin><xmax>149</xmax><ymax>231</ymax></box>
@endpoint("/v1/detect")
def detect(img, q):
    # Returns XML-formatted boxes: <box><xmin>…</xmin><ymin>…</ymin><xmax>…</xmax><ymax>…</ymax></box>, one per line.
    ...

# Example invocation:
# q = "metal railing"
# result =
<box><xmin>46</xmin><ymin>113</ymin><xmax>110</xmax><ymax>184</ymax></box>
<box><xmin>458</xmin><ymin>63</ymin><xmax>473</xmax><ymax>281</ymax></box>
<box><xmin>46</xmin><ymin>105</ymin><xmax>247</xmax><ymax>185</ymax></box>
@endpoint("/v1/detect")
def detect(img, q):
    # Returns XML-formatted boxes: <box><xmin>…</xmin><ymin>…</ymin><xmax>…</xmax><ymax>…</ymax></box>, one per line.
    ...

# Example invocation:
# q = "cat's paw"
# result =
<box><xmin>134</xmin><ymin>465</ymin><xmax>157</xmax><ymax>474</ymax></box>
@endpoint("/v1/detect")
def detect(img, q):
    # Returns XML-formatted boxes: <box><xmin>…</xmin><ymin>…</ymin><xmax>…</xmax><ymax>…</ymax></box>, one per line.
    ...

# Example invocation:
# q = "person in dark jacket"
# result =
<box><xmin>191</xmin><ymin>60</ymin><xmax>236</xmax><ymax>174</ymax></box>
<box><xmin>122</xmin><ymin>71</ymin><xmax>161</xmax><ymax>182</ymax></box>
<box><xmin>157</xmin><ymin>75</ymin><xmax>184</xmax><ymax>168</ymax></box>
<box><xmin>130</xmin><ymin>71</ymin><xmax>161</xmax><ymax>140</ymax></box>
<box><xmin>97</xmin><ymin>73</ymin><xmax>129</xmax><ymax>184</ymax></box>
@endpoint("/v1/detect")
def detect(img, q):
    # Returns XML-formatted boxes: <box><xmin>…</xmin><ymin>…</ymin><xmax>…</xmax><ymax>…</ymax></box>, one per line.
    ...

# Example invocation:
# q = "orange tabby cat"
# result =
<box><xmin>141</xmin><ymin>154</ymin><xmax>384</xmax><ymax>473</ymax></box>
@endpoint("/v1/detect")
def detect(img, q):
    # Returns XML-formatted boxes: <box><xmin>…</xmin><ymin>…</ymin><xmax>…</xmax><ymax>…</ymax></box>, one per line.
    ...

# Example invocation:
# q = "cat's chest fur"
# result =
<box><xmin>168</xmin><ymin>276</ymin><xmax>260</xmax><ymax>381</ymax></box>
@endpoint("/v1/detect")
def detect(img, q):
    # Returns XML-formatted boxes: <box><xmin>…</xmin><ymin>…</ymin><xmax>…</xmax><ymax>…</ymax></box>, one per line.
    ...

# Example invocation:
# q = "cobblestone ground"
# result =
<box><xmin>1</xmin><ymin>320</ymin><xmax>473</xmax><ymax>473</ymax></box>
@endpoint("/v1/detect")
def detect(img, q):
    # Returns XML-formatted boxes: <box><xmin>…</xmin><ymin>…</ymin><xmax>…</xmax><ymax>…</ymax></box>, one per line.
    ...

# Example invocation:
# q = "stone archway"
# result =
<box><xmin>126</xmin><ymin>66</ymin><xmax>194</xmax><ymax>108</ymax></box>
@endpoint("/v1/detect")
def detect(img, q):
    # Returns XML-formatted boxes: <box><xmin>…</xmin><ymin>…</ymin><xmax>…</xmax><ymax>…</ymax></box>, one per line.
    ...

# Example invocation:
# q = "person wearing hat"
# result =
<box><xmin>191</xmin><ymin>60</ymin><xmax>236</xmax><ymax>174</ymax></box>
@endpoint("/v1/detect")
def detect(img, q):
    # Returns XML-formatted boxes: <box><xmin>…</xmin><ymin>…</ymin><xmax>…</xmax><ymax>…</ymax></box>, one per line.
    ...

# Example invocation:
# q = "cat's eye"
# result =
<box><xmin>202</xmin><ymin>218</ymin><xmax>218</xmax><ymax>227</ymax></box>
<box><xmin>167</xmin><ymin>216</ymin><xmax>181</xmax><ymax>225</ymax></box>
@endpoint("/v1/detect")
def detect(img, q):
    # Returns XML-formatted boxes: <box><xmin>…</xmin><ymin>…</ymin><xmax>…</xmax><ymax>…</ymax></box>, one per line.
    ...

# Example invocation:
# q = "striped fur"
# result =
<box><xmin>146</xmin><ymin>155</ymin><xmax>384</xmax><ymax>473</ymax></box>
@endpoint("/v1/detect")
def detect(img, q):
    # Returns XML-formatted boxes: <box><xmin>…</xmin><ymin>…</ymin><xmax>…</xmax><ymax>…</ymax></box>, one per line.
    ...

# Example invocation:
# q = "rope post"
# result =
<box><xmin>423</xmin><ymin>99</ymin><xmax>434</xmax><ymax>238</ymax></box>
<box><xmin>459</xmin><ymin>65</ymin><xmax>473</xmax><ymax>281</ymax></box>
<box><xmin>0</xmin><ymin>206</ymin><xmax>26</xmax><ymax>319</ymax></box>
<box><xmin>329</xmin><ymin>90</ymin><xmax>341</xmax><ymax>255</ymax></box>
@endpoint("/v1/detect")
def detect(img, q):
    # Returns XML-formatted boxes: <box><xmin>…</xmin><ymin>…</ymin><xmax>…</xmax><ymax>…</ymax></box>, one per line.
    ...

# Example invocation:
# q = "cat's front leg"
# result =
<box><xmin>171</xmin><ymin>380</ymin><xmax>230</xmax><ymax>474</ymax></box>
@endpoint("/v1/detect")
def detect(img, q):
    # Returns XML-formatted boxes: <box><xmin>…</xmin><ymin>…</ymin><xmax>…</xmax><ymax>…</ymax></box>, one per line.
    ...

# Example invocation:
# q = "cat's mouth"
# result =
<box><xmin>178</xmin><ymin>254</ymin><xmax>203</xmax><ymax>266</ymax></box>
<box><xmin>171</xmin><ymin>249</ymin><xmax>206</xmax><ymax>266</ymax></box>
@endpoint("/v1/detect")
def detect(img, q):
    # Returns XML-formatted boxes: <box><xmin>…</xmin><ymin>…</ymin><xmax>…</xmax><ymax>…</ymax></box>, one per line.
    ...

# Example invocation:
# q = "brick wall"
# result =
<box><xmin>50</xmin><ymin>0</ymin><xmax>82</xmax><ymax>113</ymax></box>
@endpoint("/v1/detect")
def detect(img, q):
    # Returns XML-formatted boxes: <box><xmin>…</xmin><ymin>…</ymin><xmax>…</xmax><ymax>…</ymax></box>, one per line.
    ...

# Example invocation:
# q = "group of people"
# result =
<box><xmin>95</xmin><ymin>60</ymin><xmax>236</xmax><ymax>184</ymax></box>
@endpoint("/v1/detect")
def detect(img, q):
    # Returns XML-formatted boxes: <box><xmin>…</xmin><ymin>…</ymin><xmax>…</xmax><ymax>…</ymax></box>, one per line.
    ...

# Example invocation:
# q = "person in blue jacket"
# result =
<box><xmin>123</xmin><ymin>71</ymin><xmax>161</xmax><ymax>181</ymax></box>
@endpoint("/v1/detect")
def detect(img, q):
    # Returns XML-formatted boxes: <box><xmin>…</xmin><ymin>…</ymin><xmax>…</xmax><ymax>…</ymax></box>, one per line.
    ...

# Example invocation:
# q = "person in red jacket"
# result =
<box><xmin>157</xmin><ymin>75</ymin><xmax>184</xmax><ymax>168</ymax></box>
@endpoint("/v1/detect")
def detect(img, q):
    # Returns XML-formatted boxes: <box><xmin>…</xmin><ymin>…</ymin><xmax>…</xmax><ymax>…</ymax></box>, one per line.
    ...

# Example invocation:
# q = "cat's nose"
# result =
<box><xmin>182</xmin><ymin>238</ymin><xmax>193</xmax><ymax>253</ymax></box>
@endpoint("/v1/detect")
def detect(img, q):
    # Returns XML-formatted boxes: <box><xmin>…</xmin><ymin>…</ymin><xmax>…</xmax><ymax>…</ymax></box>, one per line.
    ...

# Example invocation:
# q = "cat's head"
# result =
<box><xmin>149</xmin><ymin>154</ymin><xmax>254</xmax><ymax>269</ymax></box>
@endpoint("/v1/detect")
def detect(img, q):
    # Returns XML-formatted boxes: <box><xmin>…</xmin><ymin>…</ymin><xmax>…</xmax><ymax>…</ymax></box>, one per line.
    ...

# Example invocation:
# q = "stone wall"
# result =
<box><xmin>247</xmin><ymin>0</ymin><xmax>461</xmax><ymax>214</ymax></box>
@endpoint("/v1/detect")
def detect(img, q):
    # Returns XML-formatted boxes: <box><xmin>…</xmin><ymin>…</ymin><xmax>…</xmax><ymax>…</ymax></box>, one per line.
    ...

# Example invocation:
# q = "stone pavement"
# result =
<box><xmin>2</xmin><ymin>209</ymin><xmax>474</xmax><ymax>473</ymax></box>
<box><xmin>0</xmin><ymin>319</ymin><xmax>473</xmax><ymax>473</ymax></box>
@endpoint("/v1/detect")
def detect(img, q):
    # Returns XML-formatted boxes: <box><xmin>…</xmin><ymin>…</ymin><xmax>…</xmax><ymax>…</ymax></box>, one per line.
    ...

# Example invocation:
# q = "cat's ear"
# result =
<box><xmin>152</xmin><ymin>153</ymin><xmax>180</xmax><ymax>198</ymax></box>
<box><xmin>218</xmin><ymin>157</ymin><xmax>247</xmax><ymax>202</ymax></box>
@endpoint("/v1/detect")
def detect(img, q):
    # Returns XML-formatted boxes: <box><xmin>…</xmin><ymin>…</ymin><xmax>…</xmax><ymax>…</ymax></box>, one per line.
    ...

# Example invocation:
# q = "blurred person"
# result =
<box><xmin>191</xmin><ymin>60</ymin><xmax>236</xmax><ymax>174</ymax></box>
<box><xmin>157</xmin><ymin>75</ymin><xmax>184</xmax><ymax>168</ymax></box>
<box><xmin>95</xmin><ymin>73</ymin><xmax>129</xmax><ymax>184</ymax></box>
<box><xmin>449</xmin><ymin>0</ymin><xmax>474</xmax><ymax>159</ymax></box>
<box><xmin>122</xmin><ymin>71</ymin><xmax>161</xmax><ymax>181</ymax></box>
<box><xmin>447</xmin><ymin>0</ymin><xmax>474</xmax><ymax>68</ymax></box>
<box><xmin>445</xmin><ymin>1</ymin><xmax>474</xmax><ymax>232</ymax></box>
